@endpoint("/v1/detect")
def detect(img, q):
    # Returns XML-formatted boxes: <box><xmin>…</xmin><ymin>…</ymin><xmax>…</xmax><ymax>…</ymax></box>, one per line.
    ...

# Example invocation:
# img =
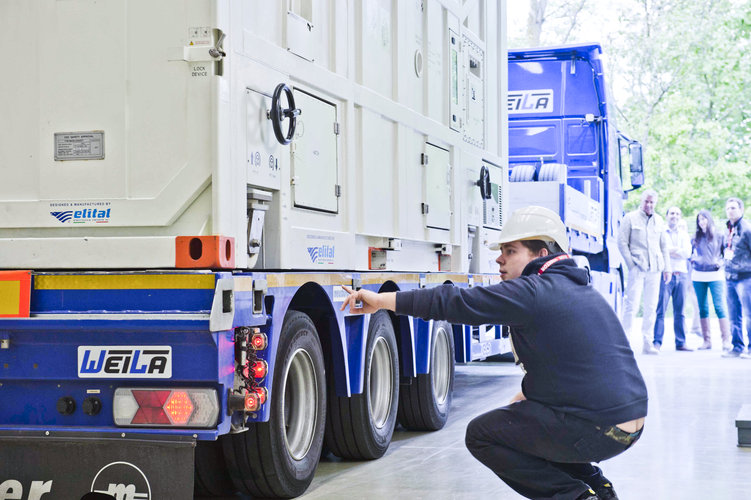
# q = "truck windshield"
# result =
<box><xmin>509</xmin><ymin>125</ymin><xmax>558</xmax><ymax>157</ymax></box>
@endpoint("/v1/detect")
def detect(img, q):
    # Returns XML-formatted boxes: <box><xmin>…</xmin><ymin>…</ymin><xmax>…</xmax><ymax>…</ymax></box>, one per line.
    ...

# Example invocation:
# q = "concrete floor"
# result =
<box><xmin>299</xmin><ymin>319</ymin><xmax>751</xmax><ymax>500</ymax></box>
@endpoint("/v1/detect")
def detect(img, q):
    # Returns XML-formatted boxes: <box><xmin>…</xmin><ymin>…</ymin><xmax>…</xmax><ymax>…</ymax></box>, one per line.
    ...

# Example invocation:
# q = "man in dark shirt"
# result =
<box><xmin>722</xmin><ymin>197</ymin><xmax>751</xmax><ymax>358</ymax></box>
<box><xmin>341</xmin><ymin>206</ymin><xmax>648</xmax><ymax>500</ymax></box>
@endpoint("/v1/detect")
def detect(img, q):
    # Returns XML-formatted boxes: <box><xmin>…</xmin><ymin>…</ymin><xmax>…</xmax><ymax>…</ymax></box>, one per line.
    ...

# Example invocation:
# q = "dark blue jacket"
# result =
<box><xmin>395</xmin><ymin>254</ymin><xmax>648</xmax><ymax>426</ymax></box>
<box><xmin>725</xmin><ymin>217</ymin><xmax>751</xmax><ymax>278</ymax></box>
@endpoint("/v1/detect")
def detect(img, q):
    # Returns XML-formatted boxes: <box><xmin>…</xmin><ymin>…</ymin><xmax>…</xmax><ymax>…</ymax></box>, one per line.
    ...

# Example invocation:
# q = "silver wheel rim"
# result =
<box><xmin>432</xmin><ymin>326</ymin><xmax>451</xmax><ymax>406</ymax></box>
<box><xmin>369</xmin><ymin>336</ymin><xmax>394</xmax><ymax>429</ymax></box>
<box><xmin>282</xmin><ymin>348</ymin><xmax>318</xmax><ymax>461</ymax></box>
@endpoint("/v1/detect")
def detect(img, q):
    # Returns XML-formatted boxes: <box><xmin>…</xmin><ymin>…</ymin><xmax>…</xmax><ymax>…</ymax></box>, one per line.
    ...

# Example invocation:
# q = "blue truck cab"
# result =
<box><xmin>507</xmin><ymin>43</ymin><xmax>644</xmax><ymax>311</ymax></box>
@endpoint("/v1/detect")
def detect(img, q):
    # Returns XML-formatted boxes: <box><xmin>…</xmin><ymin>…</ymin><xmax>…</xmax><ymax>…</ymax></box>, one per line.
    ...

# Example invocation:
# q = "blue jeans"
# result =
<box><xmin>692</xmin><ymin>280</ymin><xmax>727</xmax><ymax>318</ymax></box>
<box><xmin>726</xmin><ymin>277</ymin><xmax>751</xmax><ymax>352</ymax></box>
<box><xmin>654</xmin><ymin>273</ymin><xmax>688</xmax><ymax>347</ymax></box>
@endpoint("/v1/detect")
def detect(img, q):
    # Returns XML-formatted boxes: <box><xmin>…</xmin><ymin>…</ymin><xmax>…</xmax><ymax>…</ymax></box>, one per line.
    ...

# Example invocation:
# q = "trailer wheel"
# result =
<box><xmin>194</xmin><ymin>438</ymin><xmax>236</xmax><ymax>497</ymax></box>
<box><xmin>325</xmin><ymin>310</ymin><xmax>399</xmax><ymax>459</ymax></box>
<box><xmin>398</xmin><ymin>320</ymin><xmax>455</xmax><ymax>431</ymax></box>
<box><xmin>223</xmin><ymin>310</ymin><xmax>326</xmax><ymax>498</ymax></box>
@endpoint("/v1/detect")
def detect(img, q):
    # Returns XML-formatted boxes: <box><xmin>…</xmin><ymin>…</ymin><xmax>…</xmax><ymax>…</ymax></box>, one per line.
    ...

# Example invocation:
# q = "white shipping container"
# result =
<box><xmin>0</xmin><ymin>0</ymin><xmax>508</xmax><ymax>273</ymax></box>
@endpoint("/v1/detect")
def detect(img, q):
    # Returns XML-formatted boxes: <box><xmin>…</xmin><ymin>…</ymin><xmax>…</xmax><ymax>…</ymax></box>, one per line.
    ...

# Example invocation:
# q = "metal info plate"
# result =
<box><xmin>54</xmin><ymin>131</ymin><xmax>105</xmax><ymax>160</ymax></box>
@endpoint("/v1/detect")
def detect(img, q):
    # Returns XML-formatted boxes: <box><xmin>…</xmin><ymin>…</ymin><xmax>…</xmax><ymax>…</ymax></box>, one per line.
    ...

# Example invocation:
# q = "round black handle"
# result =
<box><xmin>270</xmin><ymin>83</ymin><xmax>301</xmax><ymax>145</ymax></box>
<box><xmin>82</xmin><ymin>396</ymin><xmax>102</xmax><ymax>416</ymax></box>
<box><xmin>476</xmin><ymin>165</ymin><xmax>491</xmax><ymax>200</ymax></box>
<box><xmin>57</xmin><ymin>396</ymin><xmax>76</xmax><ymax>415</ymax></box>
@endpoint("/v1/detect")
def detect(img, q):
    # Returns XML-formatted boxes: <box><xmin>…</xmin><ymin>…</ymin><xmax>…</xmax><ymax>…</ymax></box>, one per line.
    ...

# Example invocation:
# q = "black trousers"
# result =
<box><xmin>465</xmin><ymin>399</ymin><xmax>641</xmax><ymax>500</ymax></box>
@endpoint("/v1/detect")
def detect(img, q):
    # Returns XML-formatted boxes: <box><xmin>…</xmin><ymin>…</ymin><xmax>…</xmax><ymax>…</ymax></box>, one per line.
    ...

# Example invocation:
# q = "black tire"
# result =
<box><xmin>223</xmin><ymin>310</ymin><xmax>326</xmax><ymax>498</ymax></box>
<box><xmin>194</xmin><ymin>438</ymin><xmax>236</xmax><ymax>497</ymax></box>
<box><xmin>325</xmin><ymin>310</ymin><xmax>399</xmax><ymax>459</ymax></box>
<box><xmin>398</xmin><ymin>320</ymin><xmax>455</xmax><ymax>431</ymax></box>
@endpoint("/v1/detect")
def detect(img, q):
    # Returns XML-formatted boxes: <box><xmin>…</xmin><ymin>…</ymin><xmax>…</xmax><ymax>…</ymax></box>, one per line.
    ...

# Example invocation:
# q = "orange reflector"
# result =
<box><xmin>175</xmin><ymin>236</ymin><xmax>235</xmax><ymax>269</ymax></box>
<box><xmin>165</xmin><ymin>391</ymin><xmax>195</xmax><ymax>425</ymax></box>
<box><xmin>0</xmin><ymin>271</ymin><xmax>31</xmax><ymax>318</ymax></box>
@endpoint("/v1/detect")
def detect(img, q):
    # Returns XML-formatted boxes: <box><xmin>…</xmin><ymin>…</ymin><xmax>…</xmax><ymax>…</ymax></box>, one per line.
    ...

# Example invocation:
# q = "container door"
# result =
<box><xmin>424</xmin><ymin>143</ymin><xmax>451</xmax><ymax>230</ymax></box>
<box><xmin>291</xmin><ymin>89</ymin><xmax>339</xmax><ymax>213</ymax></box>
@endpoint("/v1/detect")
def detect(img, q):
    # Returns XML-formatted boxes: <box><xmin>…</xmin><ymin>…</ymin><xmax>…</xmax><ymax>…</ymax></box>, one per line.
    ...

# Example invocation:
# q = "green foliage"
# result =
<box><xmin>609</xmin><ymin>0</ymin><xmax>751</xmax><ymax>221</ymax></box>
<box><xmin>521</xmin><ymin>0</ymin><xmax>751</xmax><ymax>224</ymax></box>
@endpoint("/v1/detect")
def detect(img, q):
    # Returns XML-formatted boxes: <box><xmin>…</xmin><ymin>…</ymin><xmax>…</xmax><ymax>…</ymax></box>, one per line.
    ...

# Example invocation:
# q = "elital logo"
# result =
<box><xmin>90</xmin><ymin>461</ymin><xmax>151</xmax><ymax>500</ymax></box>
<box><xmin>50</xmin><ymin>208</ymin><xmax>111</xmax><ymax>224</ymax></box>
<box><xmin>78</xmin><ymin>346</ymin><xmax>172</xmax><ymax>378</ymax></box>
<box><xmin>306</xmin><ymin>245</ymin><xmax>335</xmax><ymax>265</ymax></box>
<box><xmin>507</xmin><ymin>89</ymin><xmax>554</xmax><ymax>114</ymax></box>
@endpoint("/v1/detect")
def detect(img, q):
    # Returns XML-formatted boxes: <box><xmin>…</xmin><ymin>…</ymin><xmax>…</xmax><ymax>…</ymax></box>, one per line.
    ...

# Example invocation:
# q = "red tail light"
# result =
<box><xmin>244</xmin><ymin>392</ymin><xmax>260</xmax><ymax>412</ymax></box>
<box><xmin>251</xmin><ymin>332</ymin><xmax>268</xmax><ymax>350</ymax></box>
<box><xmin>252</xmin><ymin>386</ymin><xmax>268</xmax><ymax>405</ymax></box>
<box><xmin>114</xmin><ymin>388</ymin><xmax>218</xmax><ymax>427</ymax></box>
<box><xmin>250</xmin><ymin>360</ymin><xmax>268</xmax><ymax>378</ymax></box>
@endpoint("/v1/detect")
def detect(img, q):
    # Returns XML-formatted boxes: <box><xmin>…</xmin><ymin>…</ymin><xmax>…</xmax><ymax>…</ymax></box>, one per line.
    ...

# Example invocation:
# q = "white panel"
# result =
<box><xmin>448</xmin><ymin>29</ymin><xmax>462</xmax><ymax>131</ymax></box>
<box><xmin>425</xmin><ymin>143</ymin><xmax>451</xmax><ymax>230</ymax></box>
<box><xmin>359</xmin><ymin>0</ymin><xmax>393</xmax><ymax>97</ymax></box>
<box><xmin>397</xmin><ymin>0</ymin><xmax>426</xmax><ymax>113</ymax></box>
<box><xmin>462</xmin><ymin>0</ymin><xmax>485</xmax><ymax>41</ymax></box>
<box><xmin>400</xmin><ymin>129</ymin><xmax>426</xmax><ymax>241</ymax></box>
<box><xmin>0</xmin><ymin>0</ymin><xmax>214</xmax><ymax>227</ymax></box>
<box><xmin>242</xmin><ymin>1</ymin><xmax>283</xmax><ymax>47</ymax></box>
<box><xmin>426</xmin><ymin>0</ymin><xmax>445</xmax><ymax>123</ymax></box>
<box><xmin>359</xmin><ymin>109</ymin><xmax>395</xmax><ymax>236</ymax></box>
<box><xmin>482</xmin><ymin>161</ymin><xmax>504</xmax><ymax>229</ymax></box>
<box><xmin>333</xmin><ymin>0</ymin><xmax>349</xmax><ymax>75</ymax></box>
<box><xmin>464</xmin><ymin>36</ymin><xmax>485</xmax><ymax>148</ymax></box>
<box><xmin>287</xmin><ymin>0</ymin><xmax>318</xmax><ymax>62</ymax></box>
<box><xmin>245</xmin><ymin>89</ymin><xmax>282</xmax><ymax>191</ymax></box>
<box><xmin>291</xmin><ymin>90</ymin><xmax>338</xmax><ymax>212</ymax></box>
<box><xmin>463</xmin><ymin>156</ymin><xmax>484</xmax><ymax>228</ymax></box>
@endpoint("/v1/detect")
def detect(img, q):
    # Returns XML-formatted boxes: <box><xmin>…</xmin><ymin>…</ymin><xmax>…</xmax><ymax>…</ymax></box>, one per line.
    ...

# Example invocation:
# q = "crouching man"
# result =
<box><xmin>340</xmin><ymin>206</ymin><xmax>648</xmax><ymax>500</ymax></box>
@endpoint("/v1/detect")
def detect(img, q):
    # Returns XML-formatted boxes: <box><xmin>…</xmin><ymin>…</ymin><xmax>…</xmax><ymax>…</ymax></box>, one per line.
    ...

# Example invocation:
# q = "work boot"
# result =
<box><xmin>719</xmin><ymin>317</ymin><xmax>731</xmax><ymax>351</ymax></box>
<box><xmin>643</xmin><ymin>340</ymin><xmax>659</xmax><ymax>355</ymax></box>
<box><xmin>698</xmin><ymin>317</ymin><xmax>712</xmax><ymax>350</ymax></box>
<box><xmin>575</xmin><ymin>488</ymin><xmax>599</xmax><ymax>500</ymax></box>
<box><xmin>595</xmin><ymin>481</ymin><xmax>620</xmax><ymax>500</ymax></box>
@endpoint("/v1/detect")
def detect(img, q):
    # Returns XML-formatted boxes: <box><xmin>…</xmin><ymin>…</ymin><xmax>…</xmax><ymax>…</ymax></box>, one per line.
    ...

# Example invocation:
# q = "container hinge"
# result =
<box><xmin>335</xmin><ymin>184</ymin><xmax>342</xmax><ymax>197</ymax></box>
<box><xmin>421</xmin><ymin>203</ymin><xmax>429</xmax><ymax>215</ymax></box>
<box><xmin>421</xmin><ymin>153</ymin><xmax>429</xmax><ymax>165</ymax></box>
<box><xmin>334</xmin><ymin>122</ymin><xmax>340</xmax><ymax>135</ymax></box>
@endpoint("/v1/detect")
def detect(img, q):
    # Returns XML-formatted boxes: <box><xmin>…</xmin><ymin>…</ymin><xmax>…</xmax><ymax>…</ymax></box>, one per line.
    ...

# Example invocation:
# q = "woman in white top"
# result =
<box><xmin>690</xmin><ymin>209</ymin><xmax>731</xmax><ymax>350</ymax></box>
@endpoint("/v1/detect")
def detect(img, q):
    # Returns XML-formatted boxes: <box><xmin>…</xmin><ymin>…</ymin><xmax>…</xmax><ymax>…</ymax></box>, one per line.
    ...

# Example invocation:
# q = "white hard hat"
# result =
<box><xmin>489</xmin><ymin>206</ymin><xmax>569</xmax><ymax>252</ymax></box>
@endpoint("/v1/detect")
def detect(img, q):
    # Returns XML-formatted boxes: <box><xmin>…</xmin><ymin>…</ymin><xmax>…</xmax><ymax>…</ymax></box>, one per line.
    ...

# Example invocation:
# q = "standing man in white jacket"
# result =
<box><xmin>618</xmin><ymin>189</ymin><xmax>672</xmax><ymax>354</ymax></box>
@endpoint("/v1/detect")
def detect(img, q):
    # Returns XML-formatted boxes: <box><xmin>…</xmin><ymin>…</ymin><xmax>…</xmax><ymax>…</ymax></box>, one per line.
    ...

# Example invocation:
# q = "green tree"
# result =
<box><xmin>514</xmin><ymin>0</ymin><xmax>751</xmax><ymax>224</ymax></box>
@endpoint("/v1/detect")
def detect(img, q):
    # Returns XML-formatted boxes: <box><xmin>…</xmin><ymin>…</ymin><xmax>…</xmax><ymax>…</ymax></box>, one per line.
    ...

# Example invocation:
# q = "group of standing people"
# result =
<box><xmin>618</xmin><ymin>190</ymin><xmax>751</xmax><ymax>357</ymax></box>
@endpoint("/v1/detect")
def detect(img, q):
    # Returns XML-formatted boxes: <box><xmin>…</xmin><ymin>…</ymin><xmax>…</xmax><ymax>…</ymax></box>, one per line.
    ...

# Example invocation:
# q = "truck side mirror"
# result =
<box><xmin>629</xmin><ymin>143</ymin><xmax>644</xmax><ymax>189</ymax></box>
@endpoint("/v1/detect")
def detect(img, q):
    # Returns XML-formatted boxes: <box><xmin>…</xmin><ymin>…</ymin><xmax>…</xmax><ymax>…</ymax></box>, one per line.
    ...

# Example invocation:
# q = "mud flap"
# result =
<box><xmin>0</xmin><ymin>432</ymin><xmax>194</xmax><ymax>499</ymax></box>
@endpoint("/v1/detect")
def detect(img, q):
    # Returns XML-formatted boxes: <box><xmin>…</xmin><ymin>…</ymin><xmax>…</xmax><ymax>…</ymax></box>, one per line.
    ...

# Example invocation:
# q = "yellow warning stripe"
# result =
<box><xmin>360</xmin><ymin>273</ymin><xmax>420</xmax><ymax>285</ymax></box>
<box><xmin>266</xmin><ymin>273</ymin><xmax>353</xmax><ymax>289</ymax></box>
<box><xmin>34</xmin><ymin>274</ymin><xmax>216</xmax><ymax>290</ymax></box>
<box><xmin>425</xmin><ymin>273</ymin><xmax>468</xmax><ymax>284</ymax></box>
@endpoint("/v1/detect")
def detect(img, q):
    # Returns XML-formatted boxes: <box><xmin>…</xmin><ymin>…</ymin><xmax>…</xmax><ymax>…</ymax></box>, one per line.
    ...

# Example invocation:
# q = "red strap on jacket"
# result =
<box><xmin>538</xmin><ymin>254</ymin><xmax>570</xmax><ymax>275</ymax></box>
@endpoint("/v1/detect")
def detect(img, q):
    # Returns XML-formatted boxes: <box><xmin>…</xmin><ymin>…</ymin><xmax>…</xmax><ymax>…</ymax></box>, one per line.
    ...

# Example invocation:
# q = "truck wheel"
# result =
<box><xmin>325</xmin><ymin>310</ymin><xmax>399</xmax><ymax>459</ymax></box>
<box><xmin>194</xmin><ymin>438</ymin><xmax>236</xmax><ymax>497</ymax></box>
<box><xmin>398</xmin><ymin>320</ymin><xmax>455</xmax><ymax>431</ymax></box>
<box><xmin>223</xmin><ymin>310</ymin><xmax>326</xmax><ymax>498</ymax></box>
